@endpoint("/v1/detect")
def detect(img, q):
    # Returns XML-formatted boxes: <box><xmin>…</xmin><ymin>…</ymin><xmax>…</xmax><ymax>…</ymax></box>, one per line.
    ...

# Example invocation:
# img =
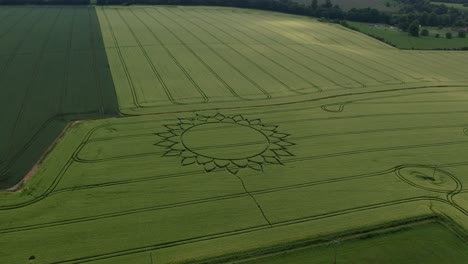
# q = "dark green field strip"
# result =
<box><xmin>0</xmin><ymin>8</ymin><xmax>34</xmax><ymax>44</ymax></box>
<box><xmin>0</xmin><ymin>8</ymin><xmax>40</xmax><ymax>54</ymax></box>
<box><xmin>0</xmin><ymin>6</ymin><xmax>118</xmax><ymax>189</ymax></box>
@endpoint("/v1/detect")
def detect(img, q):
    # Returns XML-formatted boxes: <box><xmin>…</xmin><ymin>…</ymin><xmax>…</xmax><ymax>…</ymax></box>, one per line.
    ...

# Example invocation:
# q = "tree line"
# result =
<box><xmin>0</xmin><ymin>0</ymin><xmax>390</xmax><ymax>25</ymax></box>
<box><xmin>1</xmin><ymin>0</ymin><xmax>467</xmax><ymax>33</ymax></box>
<box><xmin>431</xmin><ymin>0</ymin><xmax>468</xmax><ymax>4</ymax></box>
<box><xmin>0</xmin><ymin>0</ymin><xmax>88</xmax><ymax>3</ymax></box>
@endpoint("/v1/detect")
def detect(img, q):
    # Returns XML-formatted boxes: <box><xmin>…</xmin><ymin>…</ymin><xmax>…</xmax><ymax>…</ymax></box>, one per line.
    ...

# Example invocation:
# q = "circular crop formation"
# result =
<box><xmin>181</xmin><ymin>122</ymin><xmax>270</xmax><ymax>160</ymax></box>
<box><xmin>395</xmin><ymin>165</ymin><xmax>459</xmax><ymax>193</ymax></box>
<box><xmin>155</xmin><ymin>113</ymin><xmax>294</xmax><ymax>174</ymax></box>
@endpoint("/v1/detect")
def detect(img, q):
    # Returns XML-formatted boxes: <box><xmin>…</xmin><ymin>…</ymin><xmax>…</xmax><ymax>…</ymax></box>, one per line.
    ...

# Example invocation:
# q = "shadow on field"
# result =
<box><xmin>0</xmin><ymin>6</ymin><xmax>118</xmax><ymax>189</ymax></box>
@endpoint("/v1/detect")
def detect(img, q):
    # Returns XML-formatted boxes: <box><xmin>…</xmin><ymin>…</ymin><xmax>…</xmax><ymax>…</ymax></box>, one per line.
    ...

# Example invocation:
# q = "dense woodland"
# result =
<box><xmin>1</xmin><ymin>0</ymin><xmax>467</xmax><ymax>33</ymax></box>
<box><xmin>0</xmin><ymin>0</ymin><xmax>88</xmax><ymax>3</ymax></box>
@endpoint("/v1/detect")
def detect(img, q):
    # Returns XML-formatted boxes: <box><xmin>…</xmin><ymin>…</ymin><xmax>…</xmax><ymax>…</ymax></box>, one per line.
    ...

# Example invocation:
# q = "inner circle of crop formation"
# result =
<box><xmin>181</xmin><ymin>122</ymin><xmax>269</xmax><ymax>160</ymax></box>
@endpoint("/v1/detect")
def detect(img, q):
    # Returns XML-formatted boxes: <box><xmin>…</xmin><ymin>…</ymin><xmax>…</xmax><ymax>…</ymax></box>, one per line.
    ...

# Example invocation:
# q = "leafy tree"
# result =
<box><xmin>458</xmin><ymin>31</ymin><xmax>466</xmax><ymax>38</ymax></box>
<box><xmin>421</xmin><ymin>28</ymin><xmax>429</xmax><ymax>36</ymax></box>
<box><xmin>323</xmin><ymin>0</ymin><xmax>333</xmax><ymax>9</ymax></box>
<box><xmin>311</xmin><ymin>0</ymin><xmax>318</xmax><ymax>11</ymax></box>
<box><xmin>435</xmin><ymin>33</ymin><xmax>440</xmax><ymax>38</ymax></box>
<box><xmin>408</xmin><ymin>20</ymin><xmax>420</xmax><ymax>37</ymax></box>
<box><xmin>428</xmin><ymin>12</ymin><xmax>438</xmax><ymax>26</ymax></box>
<box><xmin>446</xmin><ymin>32</ymin><xmax>453</xmax><ymax>39</ymax></box>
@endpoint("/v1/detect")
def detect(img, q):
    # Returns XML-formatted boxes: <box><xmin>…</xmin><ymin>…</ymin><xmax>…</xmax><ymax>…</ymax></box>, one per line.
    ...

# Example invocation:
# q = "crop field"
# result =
<box><xmin>0</xmin><ymin>6</ymin><xmax>118</xmax><ymax>188</ymax></box>
<box><xmin>99</xmin><ymin>6</ymin><xmax>468</xmax><ymax>114</ymax></box>
<box><xmin>0</xmin><ymin>5</ymin><xmax>467</xmax><ymax>264</ymax></box>
<box><xmin>348</xmin><ymin>21</ymin><xmax>468</xmax><ymax>50</ymax></box>
<box><xmin>239</xmin><ymin>222</ymin><xmax>468</xmax><ymax>263</ymax></box>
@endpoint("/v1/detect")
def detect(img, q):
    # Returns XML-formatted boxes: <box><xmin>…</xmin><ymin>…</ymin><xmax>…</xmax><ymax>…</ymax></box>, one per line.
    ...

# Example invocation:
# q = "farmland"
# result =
<box><xmin>348</xmin><ymin>21</ymin><xmax>468</xmax><ymax>50</ymax></box>
<box><xmin>238</xmin><ymin>222</ymin><xmax>468</xmax><ymax>264</ymax></box>
<box><xmin>0</xmin><ymin>5</ymin><xmax>467</xmax><ymax>264</ymax></box>
<box><xmin>0</xmin><ymin>6</ymin><xmax>118</xmax><ymax>188</ymax></box>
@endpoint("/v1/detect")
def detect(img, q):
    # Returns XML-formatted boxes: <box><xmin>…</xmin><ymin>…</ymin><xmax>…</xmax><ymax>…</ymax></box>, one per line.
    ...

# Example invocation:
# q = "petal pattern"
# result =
<box><xmin>155</xmin><ymin>113</ymin><xmax>294</xmax><ymax>174</ymax></box>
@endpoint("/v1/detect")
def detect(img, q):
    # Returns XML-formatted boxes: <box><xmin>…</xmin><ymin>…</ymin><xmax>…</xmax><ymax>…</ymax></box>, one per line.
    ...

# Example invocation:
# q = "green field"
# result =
<box><xmin>348</xmin><ymin>21</ymin><xmax>468</xmax><ymax>49</ymax></box>
<box><xmin>236</xmin><ymin>222</ymin><xmax>468</xmax><ymax>264</ymax></box>
<box><xmin>0</xmin><ymin>5</ymin><xmax>467</xmax><ymax>264</ymax></box>
<box><xmin>0</xmin><ymin>6</ymin><xmax>118</xmax><ymax>188</ymax></box>
<box><xmin>431</xmin><ymin>1</ymin><xmax>468</xmax><ymax>11</ymax></box>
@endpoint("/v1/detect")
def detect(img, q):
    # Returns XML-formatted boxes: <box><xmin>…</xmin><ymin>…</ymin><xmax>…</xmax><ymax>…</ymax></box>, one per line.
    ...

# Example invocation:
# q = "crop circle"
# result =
<box><xmin>181</xmin><ymin>122</ymin><xmax>269</xmax><ymax>160</ymax></box>
<box><xmin>155</xmin><ymin>113</ymin><xmax>294</xmax><ymax>174</ymax></box>
<box><xmin>395</xmin><ymin>166</ymin><xmax>458</xmax><ymax>193</ymax></box>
